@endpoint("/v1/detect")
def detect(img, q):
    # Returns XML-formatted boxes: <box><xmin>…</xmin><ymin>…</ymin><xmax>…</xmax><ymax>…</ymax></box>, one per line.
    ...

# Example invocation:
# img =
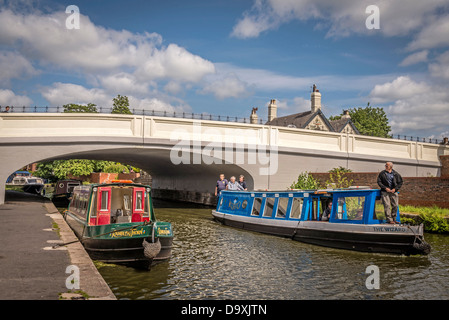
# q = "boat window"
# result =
<box><xmin>90</xmin><ymin>192</ymin><xmax>97</xmax><ymax>218</ymax></box>
<box><xmin>276</xmin><ymin>198</ymin><xmax>289</xmax><ymax>218</ymax></box>
<box><xmin>335</xmin><ymin>196</ymin><xmax>365</xmax><ymax>221</ymax></box>
<box><xmin>263</xmin><ymin>198</ymin><xmax>275</xmax><ymax>217</ymax></box>
<box><xmin>123</xmin><ymin>195</ymin><xmax>131</xmax><ymax>211</ymax></box>
<box><xmin>100</xmin><ymin>190</ymin><xmax>109</xmax><ymax>211</ymax></box>
<box><xmin>251</xmin><ymin>198</ymin><xmax>263</xmax><ymax>216</ymax></box>
<box><xmin>143</xmin><ymin>192</ymin><xmax>150</xmax><ymax>218</ymax></box>
<box><xmin>373</xmin><ymin>199</ymin><xmax>386</xmax><ymax>220</ymax></box>
<box><xmin>290</xmin><ymin>198</ymin><xmax>303</xmax><ymax>219</ymax></box>
<box><xmin>311</xmin><ymin>198</ymin><xmax>319</xmax><ymax>220</ymax></box>
<box><xmin>67</xmin><ymin>183</ymin><xmax>78</xmax><ymax>193</ymax></box>
<box><xmin>135</xmin><ymin>191</ymin><xmax>143</xmax><ymax>210</ymax></box>
<box><xmin>70</xmin><ymin>193</ymin><xmax>77</xmax><ymax>210</ymax></box>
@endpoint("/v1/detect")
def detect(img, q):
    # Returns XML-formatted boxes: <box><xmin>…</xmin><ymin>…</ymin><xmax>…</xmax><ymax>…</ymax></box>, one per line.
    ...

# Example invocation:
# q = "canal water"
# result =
<box><xmin>95</xmin><ymin>199</ymin><xmax>449</xmax><ymax>300</ymax></box>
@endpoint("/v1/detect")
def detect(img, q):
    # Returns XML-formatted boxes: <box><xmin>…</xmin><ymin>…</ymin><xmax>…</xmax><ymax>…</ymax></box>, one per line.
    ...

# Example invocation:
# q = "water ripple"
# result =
<box><xmin>96</xmin><ymin>202</ymin><xmax>449</xmax><ymax>300</ymax></box>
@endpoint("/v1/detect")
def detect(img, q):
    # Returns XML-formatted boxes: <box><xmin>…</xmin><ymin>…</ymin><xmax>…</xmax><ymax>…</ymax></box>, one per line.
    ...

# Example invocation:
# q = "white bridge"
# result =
<box><xmin>1</xmin><ymin>113</ymin><xmax>448</xmax><ymax>205</ymax></box>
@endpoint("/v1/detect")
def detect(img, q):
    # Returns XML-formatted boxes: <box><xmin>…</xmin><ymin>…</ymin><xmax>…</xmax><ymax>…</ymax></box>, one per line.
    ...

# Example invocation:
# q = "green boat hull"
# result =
<box><xmin>65</xmin><ymin>212</ymin><xmax>173</xmax><ymax>269</ymax></box>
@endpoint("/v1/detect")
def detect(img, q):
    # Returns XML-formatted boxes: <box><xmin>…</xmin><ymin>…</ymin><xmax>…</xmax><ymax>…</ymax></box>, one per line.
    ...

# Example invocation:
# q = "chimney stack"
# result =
<box><xmin>311</xmin><ymin>84</ymin><xmax>321</xmax><ymax>113</ymax></box>
<box><xmin>268</xmin><ymin>99</ymin><xmax>277</xmax><ymax>122</ymax></box>
<box><xmin>250</xmin><ymin>107</ymin><xmax>258</xmax><ymax>124</ymax></box>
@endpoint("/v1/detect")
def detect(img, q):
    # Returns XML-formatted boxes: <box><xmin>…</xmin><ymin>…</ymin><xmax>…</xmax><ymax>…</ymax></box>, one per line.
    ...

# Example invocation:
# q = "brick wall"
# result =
<box><xmin>441</xmin><ymin>155</ymin><xmax>449</xmax><ymax>177</ymax></box>
<box><xmin>90</xmin><ymin>172</ymin><xmax>118</xmax><ymax>184</ymax></box>
<box><xmin>310</xmin><ymin>172</ymin><xmax>449</xmax><ymax>209</ymax></box>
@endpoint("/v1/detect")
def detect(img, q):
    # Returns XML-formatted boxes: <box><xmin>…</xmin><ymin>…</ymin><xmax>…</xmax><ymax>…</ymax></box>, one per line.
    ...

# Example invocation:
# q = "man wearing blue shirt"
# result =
<box><xmin>226</xmin><ymin>176</ymin><xmax>244</xmax><ymax>191</ymax></box>
<box><xmin>215</xmin><ymin>174</ymin><xmax>228</xmax><ymax>196</ymax></box>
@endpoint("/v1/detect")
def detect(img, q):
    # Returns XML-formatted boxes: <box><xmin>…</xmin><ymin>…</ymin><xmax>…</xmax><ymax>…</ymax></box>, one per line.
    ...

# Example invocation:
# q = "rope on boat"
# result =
<box><xmin>291</xmin><ymin>220</ymin><xmax>302</xmax><ymax>240</ymax></box>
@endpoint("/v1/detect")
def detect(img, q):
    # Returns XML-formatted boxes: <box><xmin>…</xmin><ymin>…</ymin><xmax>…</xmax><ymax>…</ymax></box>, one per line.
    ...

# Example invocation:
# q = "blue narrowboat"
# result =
<box><xmin>212</xmin><ymin>188</ymin><xmax>430</xmax><ymax>255</ymax></box>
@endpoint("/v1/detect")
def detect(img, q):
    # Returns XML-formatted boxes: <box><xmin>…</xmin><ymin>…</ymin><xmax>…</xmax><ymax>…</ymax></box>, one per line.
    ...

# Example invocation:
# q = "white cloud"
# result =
<box><xmin>429</xmin><ymin>50</ymin><xmax>449</xmax><ymax>80</ymax></box>
<box><xmin>0</xmin><ymin>51</ymin><xmax>39</xmax><ymax>84</ymax></box>
<box><xmin>0</xmin><ymin>9</ymin><xmax>215</xmax><ymax>83</ymax></box>
<box><xmin>0</xmin><ymin>89</ymin><xmax>32</xmax><ymax>106</ymax></box>
<box><xmin>98</xmin><ymin>73</ymin><xmax>151</xmax><ymax>95</ymax></box>
<box><xmin>231</xmin><ymin>0</ymin><xmax>448</xmax><ymax>41</ymax></box>
<box><xmin>369</xmin><ymin>76</ymin><xmax>449</xmax><ymax>137</ymax></box>
<box><xmin>399</xmin><ymin>50</ymin><xmax>429</xmax><ymax>67</ymax></box>
<box><xmin>163</xmin><ymin>81</ymin><xmax>184</xmax><ymax>95</ymax></box>
<box><xmin>128</xmin><ymin>96</ymin><xmax>190</xmax><ymax>113</ymax></box>
<box><xmin>407</xmin><ymin>15</ymin><xmax>449</xmax><ymax>51</ymax></box>
<box><xmin>275</xmin><ymin>96</ymin><xmax>311</xmax><ymax>116</ymax></box>
<box><xmin>200</xmin><ymin>73</ymin><xmax>251</xmax><ymax>99</ymax></box>
<box><xmin>40</xmin><ymin>82</ymin><xmax>191</xmax><ymax>113</ymax></box>
<box><xmin>135</xmin><ymin>43</ymin><xmax>215</xmax><ymax>83</ymax></box>
<box><xmin>41</xmin><ymin>82</ymin><xmax>111</xmax><ymax>107</ymax></box>
<box><xmin>369</xmin><ymin>76</ymin><xmax>430</xmax><ymax>104</ymax></box>
<box><xmin>0</xmin><ymin>8</ymin><xmax>216</xmax><ymax>112</ymax></box>
<box><xmin>215</xmin><ymin>62</ymin><xmax>398</xmax><ymax>93</ymax></box>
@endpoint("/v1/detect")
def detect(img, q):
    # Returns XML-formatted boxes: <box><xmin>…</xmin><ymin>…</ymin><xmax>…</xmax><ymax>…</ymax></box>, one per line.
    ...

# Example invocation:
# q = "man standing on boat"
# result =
<box><xmin>215</xmin><ymin>174</ymin><xmax>228</xmax><ymax>196</ymax></box>
<box><xmin>377</xmin><ymin>162</ymin><xmax>403</xmax><ymax>224</ymax></box>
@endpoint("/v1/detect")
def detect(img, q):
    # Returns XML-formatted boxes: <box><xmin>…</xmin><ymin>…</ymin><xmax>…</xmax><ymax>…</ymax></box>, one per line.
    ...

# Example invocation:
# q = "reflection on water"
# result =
<box><xmin>95</xmin><ymin>199</ymin><xmax>449</xmax><ymax>300</ymax></box>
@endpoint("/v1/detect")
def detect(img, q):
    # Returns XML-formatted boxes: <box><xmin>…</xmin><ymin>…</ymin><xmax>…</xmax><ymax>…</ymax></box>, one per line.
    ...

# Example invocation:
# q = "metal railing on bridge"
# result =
<box><xmin>0</xmin><ymin>105</ymin><xmax>265</xmax><ymax>125</ymax></box>
<box><xmin>1</xmin><ymin>105</ymin><xmax>447</xmax><ymax>145</ymax></box>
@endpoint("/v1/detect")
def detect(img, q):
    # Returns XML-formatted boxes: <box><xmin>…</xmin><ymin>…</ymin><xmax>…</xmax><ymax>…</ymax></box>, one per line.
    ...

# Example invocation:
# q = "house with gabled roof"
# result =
<box><xmin>260</xmin><ymin>85</ymin><xmax>359</xmax><ymax>135</ymax></box>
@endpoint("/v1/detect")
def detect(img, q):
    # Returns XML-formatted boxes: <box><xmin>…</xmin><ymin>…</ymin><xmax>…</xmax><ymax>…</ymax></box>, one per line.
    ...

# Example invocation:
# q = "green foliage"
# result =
<box><xmin>111</xmin><ymin>94</ymin><xmax>132</xmax><ymax>114</ymax></box>
<box><xmin>328</xmin><ymin>166</ymin><xmax>352</xmax><ymax>173</ymax></box>
<box><xmin>290</xmin><ymin>172</ymin><xmax>321</xmax><ymax>190</ymax></box>
<box><xmin>325</xmin><ymin>171</ymin><xmax>353</xmax><ymax>189</ymax></box>
<box><xmin>399</xmin><ymin>205</ymin><xmax>449</xmax><ymax>233</ymax></box>
<box><xmin>52</xmin><ymin>160</ymin><xmax>96</xmax><ymax>179</ymax></box>
<box><xmin>34</xmin><ymin>160</ymin><xmax>140</xmax><ymax>181</ymax></box>
<box><xmin>103</xmin><ymin>163</ymin><xmax>129</xmax><ymax>174</ymax></box>
<box><xmin>330</xmin><ymin>103</ymin><xmax>391</xmax><ymax>138</ymax></box>
<box><xmin>399</xmin><ymin>205</ymin><xmax>449</xmax><ymax>216</ymax></box>
<box><xmin>63</xmin><ymin>103</ymin><xmax>98</xmax><ymax>113</ymax></box>
<box><xmin>34</xmin><ymin>161</ymin><xmax>57</xmax><ymax>181</ymax></box>
<box><xmin>420</xmin><ymin>212</ymin><xmax>449</xmax><ymax>233</ymax></box>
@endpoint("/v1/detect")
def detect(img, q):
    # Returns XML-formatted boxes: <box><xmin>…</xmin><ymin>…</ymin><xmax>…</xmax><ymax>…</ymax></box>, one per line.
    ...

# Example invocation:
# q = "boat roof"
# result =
<box><xmin>74</xmin><ymin>182</ymin><xmax>151</xmax><ymax>190</ymax></box>
<box><xmin>222</xmin><ymin>186</ymin><xmax>377</xmax><ymax>195</ymax></box>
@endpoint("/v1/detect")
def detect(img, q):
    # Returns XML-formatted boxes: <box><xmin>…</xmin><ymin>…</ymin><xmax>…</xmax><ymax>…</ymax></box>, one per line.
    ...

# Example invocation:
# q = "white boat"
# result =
<box><xmin>6</xmin><ymin>170</ymin><xmax>45</xmax><ymax>194</ymax></box>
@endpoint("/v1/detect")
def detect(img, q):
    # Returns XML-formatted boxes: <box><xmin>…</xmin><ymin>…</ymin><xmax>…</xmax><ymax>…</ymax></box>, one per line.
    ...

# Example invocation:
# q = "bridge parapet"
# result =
<box><xmin>1</xmin><ymin>113</ymin><xmax>448</xmax><ymax>163</ymax></box>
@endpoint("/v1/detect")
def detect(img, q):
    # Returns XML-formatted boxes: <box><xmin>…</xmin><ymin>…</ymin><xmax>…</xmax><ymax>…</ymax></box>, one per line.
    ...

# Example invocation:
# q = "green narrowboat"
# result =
<box><xmin>64</xmin><ymin>180</ymin><xmax>173</xmax><ymax>269</ymax></box>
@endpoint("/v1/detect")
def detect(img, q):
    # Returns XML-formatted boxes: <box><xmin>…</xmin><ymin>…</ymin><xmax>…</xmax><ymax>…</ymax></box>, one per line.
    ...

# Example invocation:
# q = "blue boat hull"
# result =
<box><xmin>212</xmin><ymin>210</ymin><xmax>430</xmax><ymax>255</ymax></box>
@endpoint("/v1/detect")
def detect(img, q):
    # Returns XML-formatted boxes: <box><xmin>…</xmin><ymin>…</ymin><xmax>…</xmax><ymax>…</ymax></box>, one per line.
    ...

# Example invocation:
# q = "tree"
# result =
<box><xmin>325</xmin><ymin>171</ymin><xmax>353</xmax><ymax>189</ymax></box>
<box><xmin>34</xmin><ymin>160</ymin><xmax>140</xmax><ymax>181</ymax></box>
<box><xmin>330</xmin><ymin>103</ymin><xmax>391</xmax><ymax>138</ymax></box>
<box><xmin>63</xmin><ymin>103</ymin><xmax>98</xmax><ymax>113</ymax></box>
<box><xmin>111</xmin><ymin>94</ymin><xmax>132</xmax><ymax>114</ymax></box>
<box><xmin>289</xmin><ymin>172</ymin><xmax>321</xmax><ymax>190</ymax></box>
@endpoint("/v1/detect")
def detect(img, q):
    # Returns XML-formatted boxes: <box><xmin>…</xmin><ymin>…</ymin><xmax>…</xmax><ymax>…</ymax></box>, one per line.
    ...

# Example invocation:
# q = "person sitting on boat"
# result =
<box><xmin>215</xmin><ymin>173</ymin><xmax>228</xmax><ymax>196</ymax></box>
<box><xmin>321</xmin><ymin>200</ymin><xmax>332</xmax><ymax>221</ymax></box>
<box><xmin>238</xmin><ymin>175</ymin><xmax>247</xmax><ymax>191</ymax></box>
<box><xmin>227</xmin><ymin>176</ymin><xmax>244</xmax><ymax>191</ymax></box>
<box><xmin>377</xmin><ymin>161</ymin><xmax>403</xmax><ymax>224</ymax></box>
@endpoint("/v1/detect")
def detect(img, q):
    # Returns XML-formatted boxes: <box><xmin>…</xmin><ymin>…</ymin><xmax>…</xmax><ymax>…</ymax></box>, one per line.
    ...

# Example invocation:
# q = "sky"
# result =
<box><xmin>0</xmin><ymin>0</ymin><xmax>448</xmax><ymax>139</ymax></box>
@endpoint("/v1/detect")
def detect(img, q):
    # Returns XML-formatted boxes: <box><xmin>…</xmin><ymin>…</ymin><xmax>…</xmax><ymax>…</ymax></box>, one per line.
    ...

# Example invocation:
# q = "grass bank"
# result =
<box><xmin>399</xmin><ymin>205</ymin><xmax>449</xmax><ymax>233</ymax></box>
